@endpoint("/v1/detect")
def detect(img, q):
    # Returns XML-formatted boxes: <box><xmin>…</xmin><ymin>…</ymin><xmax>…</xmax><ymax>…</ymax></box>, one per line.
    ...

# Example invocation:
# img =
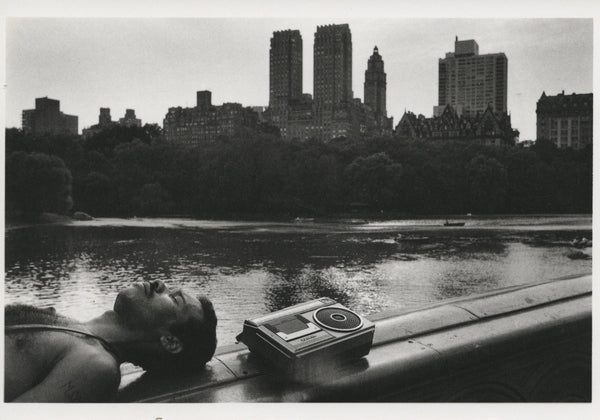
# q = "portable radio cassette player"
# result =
<box><xmin>236</xmin><ymin>298</ymin><xmax>375</xmax><ymax>377</ymax></box>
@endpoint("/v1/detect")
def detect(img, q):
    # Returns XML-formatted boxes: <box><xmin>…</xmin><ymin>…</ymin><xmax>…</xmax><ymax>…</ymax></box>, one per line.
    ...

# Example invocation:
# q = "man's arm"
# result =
<box><xmin>11</xmin><ymin>350</ymin><xmax>120</xmax><ymax>402</ymax></box>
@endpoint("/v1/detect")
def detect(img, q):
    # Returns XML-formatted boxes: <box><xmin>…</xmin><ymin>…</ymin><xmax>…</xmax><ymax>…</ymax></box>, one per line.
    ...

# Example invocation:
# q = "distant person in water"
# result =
<box><xmin>5</xmin><ymin>280</ymin><xmax>217</xmax><ymax>402</ymax></box>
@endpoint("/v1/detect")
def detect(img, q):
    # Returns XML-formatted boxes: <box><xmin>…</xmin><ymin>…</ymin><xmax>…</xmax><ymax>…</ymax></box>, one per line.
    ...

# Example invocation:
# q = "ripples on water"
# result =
<box><xmin>4</xmin><ymin>215</ymin><xmax>592</xmax><ymax>345</ymax></box>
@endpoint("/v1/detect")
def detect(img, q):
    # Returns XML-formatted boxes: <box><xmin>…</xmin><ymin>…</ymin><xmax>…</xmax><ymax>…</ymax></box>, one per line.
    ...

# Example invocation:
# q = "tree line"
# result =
<box><xmin>5</xmin><ymin>125</ymin><xmax>592</xmax><ymax>220</ymax></box>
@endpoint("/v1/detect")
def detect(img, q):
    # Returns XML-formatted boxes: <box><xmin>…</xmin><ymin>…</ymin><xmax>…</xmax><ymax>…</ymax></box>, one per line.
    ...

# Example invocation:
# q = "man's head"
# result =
<box><xmin>113</xmin><ymin>280</ymin><xmax>217</xmax><ymax>373</ymax></box>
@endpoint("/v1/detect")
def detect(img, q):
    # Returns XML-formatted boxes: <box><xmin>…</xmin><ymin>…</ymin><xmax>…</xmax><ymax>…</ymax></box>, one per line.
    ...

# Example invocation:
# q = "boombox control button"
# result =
<box><xmin>289</xmin><ymin>330</ymin><xmax>333</xmax><ymax>349</ymax></box>
<box><xmin>299</xmin><ymin>334</ymin><xmax>318</xmax><ymax>342</ymax></box>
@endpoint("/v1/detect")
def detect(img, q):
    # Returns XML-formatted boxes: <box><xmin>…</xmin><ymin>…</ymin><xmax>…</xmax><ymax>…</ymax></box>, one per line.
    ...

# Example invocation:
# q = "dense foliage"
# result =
<box><xmin>6</xmin><ymin>150</ymin><xmax>73</xmax><ymax>217</ymax></box>
<box><xmin>5</xmin><ymin>126</ymin><xmax>592</xmax><ymax>218</ymax></box>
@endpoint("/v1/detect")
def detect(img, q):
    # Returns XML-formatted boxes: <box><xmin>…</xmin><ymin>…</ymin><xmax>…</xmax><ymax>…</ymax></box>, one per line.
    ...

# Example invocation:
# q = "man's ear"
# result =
<box><xmin>159</xmin><ymin>334</ymin><xmax>183</xmax><ymax>354</ymax></box>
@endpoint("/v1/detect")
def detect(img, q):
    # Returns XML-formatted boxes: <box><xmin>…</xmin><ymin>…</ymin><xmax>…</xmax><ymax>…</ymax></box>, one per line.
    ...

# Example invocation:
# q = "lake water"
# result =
<box><xmin>4</xmin><ymin>215</ymin><xmax>592</xmax><ymax>346</ymax></box>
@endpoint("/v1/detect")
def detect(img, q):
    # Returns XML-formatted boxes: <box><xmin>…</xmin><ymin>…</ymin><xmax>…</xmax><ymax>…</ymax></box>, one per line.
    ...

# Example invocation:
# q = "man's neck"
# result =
<box><xmin>84</xmin><ymin>311</ymin><xmax>155</xmax><ymax>363</ymax></box>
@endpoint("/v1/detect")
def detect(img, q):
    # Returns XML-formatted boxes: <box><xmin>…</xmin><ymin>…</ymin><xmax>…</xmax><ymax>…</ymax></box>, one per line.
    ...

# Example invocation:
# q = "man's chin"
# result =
<box><xmin>113</xmin><ymin>289</ymin><xmax>139</xmax><ymax>319</ymax></box>
<box><xmin>113</xmin><ymin>292</ymin><xmax>130</xmax><ymax>318</ymax></box>
<box><xmin>113</xmin><ymin>287</ymin><xmax>151</xmax><ymax>329</ymax></box>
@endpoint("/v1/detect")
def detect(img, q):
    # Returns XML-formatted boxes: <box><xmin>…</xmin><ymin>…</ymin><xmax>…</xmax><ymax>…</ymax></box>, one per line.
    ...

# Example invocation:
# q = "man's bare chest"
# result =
<box><xmin>5</xmin><ymin>333</ymin><xmax>56</xmax><ymax>401</ymax></box>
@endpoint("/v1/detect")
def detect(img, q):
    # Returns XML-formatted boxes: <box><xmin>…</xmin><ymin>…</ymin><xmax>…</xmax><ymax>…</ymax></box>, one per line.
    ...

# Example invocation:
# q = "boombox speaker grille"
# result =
<box><xmin>313</xmin><ymin>307</ymin><xmax>363</xmax><ymax>332</ymax></box>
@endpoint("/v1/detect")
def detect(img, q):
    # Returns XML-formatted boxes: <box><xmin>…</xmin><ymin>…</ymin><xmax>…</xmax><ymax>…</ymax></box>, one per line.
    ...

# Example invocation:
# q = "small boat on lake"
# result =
<box><xmin>443</xmin><ymin>219</ymin><xmax>465</xmax><ymax>227</ymax></box>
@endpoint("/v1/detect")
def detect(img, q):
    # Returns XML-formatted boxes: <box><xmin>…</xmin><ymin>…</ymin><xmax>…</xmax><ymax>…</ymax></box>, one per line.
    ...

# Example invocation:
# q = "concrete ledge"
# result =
<box><xmin>117</xmin><ymin>273</ymin><xmax>592</xmax><ymax>402</ymax></box>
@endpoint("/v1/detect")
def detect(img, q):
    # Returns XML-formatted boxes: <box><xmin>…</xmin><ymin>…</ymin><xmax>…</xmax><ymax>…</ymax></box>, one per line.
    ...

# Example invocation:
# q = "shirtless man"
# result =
<box><xmin>5</xmin><ymin>280</ymin><xmax>217</xmax><ymax>402</ymax></box>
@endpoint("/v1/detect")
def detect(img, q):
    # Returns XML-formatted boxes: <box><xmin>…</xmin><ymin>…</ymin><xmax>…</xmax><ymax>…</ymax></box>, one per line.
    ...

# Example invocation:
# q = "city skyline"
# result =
<box><xmin>5</xmin><ymin>18</ymin><xmax>593</xmax><ymax>140</ymax></box>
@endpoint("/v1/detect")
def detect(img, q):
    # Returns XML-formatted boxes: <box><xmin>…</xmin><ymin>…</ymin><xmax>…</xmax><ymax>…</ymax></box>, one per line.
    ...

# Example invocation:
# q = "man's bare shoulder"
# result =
<box><xmin>59</xmin><ymin>345</ymin><xmax>121</xmax><ymax>401</ymax></box>
<box><xmin>10</xmin><ymin>338</ymin><xmax>121</xmax><ymax>402</ymax></box>
<box><xmin>70</xmin><ymin>342</ymin><xmax>121</xmax><ymax>375</ymax></box>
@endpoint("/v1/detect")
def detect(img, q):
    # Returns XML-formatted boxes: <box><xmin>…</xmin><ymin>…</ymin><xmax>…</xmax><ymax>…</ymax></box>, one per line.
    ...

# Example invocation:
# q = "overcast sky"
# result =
<box><xmin>4</xmin><ymin>16</ymin><xmax>594</xmax><ymax>140</ymax></box>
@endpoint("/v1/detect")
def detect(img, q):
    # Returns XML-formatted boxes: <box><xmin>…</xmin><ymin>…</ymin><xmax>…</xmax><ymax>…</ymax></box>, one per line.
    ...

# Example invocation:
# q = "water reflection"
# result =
<box><xmin>434</xmin><ymin>267</ymin><xmax>500</xmax><ymax>299</ymax></box>
<box><xmin>4</xmin><ymin>216</ymin><xmax>592</xmax><ymax>345</ymax></box>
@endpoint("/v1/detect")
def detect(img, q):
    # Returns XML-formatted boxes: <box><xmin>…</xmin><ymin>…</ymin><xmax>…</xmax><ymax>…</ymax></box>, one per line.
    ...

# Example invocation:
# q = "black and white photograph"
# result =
<box><xmin>2</xmin><ymin>1</ymin><xmax>597</xmax><ymax>419</ymax></box>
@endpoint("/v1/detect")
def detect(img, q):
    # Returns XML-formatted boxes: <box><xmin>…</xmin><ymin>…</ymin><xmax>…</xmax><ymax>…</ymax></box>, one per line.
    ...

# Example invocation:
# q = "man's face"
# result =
<box><xmin>114</xmin><ymin>280</ymin><xmax>204</xmax><ymax>334</ymax></box>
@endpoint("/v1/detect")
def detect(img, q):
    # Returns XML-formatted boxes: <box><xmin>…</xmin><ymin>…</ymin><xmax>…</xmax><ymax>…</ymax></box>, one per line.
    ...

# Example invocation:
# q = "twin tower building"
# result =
<box><xmin>267</xmin><ymin>24</ymin><xmax>393</xmax><ymax>141</ymax></box>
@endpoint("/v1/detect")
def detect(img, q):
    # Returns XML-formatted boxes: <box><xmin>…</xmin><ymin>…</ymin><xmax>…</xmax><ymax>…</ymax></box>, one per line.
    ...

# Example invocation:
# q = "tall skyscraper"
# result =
<box><xmin>436</xmin><ymin>37</ymin><xmax>507</xmax><ymax>117</ymax></box>
<box><xmin>313</xmin><ymin>24</ymin><xmax>353</xmax><ymax>109</ymax></box>
<box><xmin>266</xmin><ymin>23</ymin><xmax>389</xmax><ymax>141</ymax></box>
<box><xmin>269</xmin><ymin>29</ymin><xmax>303</xmax><ymax>126</ymax></box>
<box><xmin>364</xmin><ymin>46</ymin><xmax>387</xmax><ymax>119</ymax></box>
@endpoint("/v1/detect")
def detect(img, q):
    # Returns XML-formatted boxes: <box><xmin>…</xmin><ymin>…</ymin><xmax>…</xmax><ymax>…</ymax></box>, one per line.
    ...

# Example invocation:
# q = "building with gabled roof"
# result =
<box><xmin>395</xmin><ymin>104</ymin><xmax>518</xmax><ymax>146</ymax></box>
